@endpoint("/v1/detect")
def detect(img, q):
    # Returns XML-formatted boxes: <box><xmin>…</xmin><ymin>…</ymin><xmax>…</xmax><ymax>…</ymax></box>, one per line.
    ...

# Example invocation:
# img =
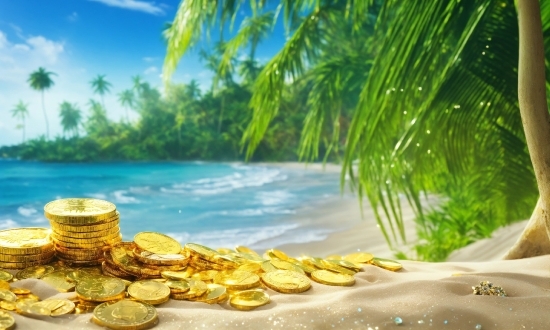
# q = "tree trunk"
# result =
<box><xmin>504</xmin><ymin>0</ymin><xmax>550</xmax><ymax>259</ymax></box>
<box><xmin>41</xmin><ymin>91</ymin><xmax>49</xmax><ymax>139</ymax></box>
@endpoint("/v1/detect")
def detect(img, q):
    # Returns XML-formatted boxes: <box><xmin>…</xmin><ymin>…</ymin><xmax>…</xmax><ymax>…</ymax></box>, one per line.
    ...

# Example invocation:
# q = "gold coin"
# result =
<box><xmin>320</xmin><ymin>260</ymin><xmax>356</xmax><ymax>276</ymax></box>
<box><xmin>57</xmin><ymin>256</ymin><xmax>103</xmax><ymax>266</ymax></box>
<box><xmin>190</xmin><ymin>283</ymin><xmax>227</xmax><ymax>304</ymax></box>
<box><xmin>0</xmin><ymin>300</ymin><xmax>15</xmax><ymax>311</ymax></box>
<box><xmin>325</xmin><ymin>254</ymin><xmax>342</xmax><ymax>260</ymax></box>
<box><xmin>53</xmin><ymin>225</ymin><xmax>120</xmax><ymax>239</ymax></box>
<box><xmin>0</xmin><ymin>310</ymin><xmax>14</xmax><ymax>329</ymax></box>
<box><xmin>134</xmin><ymin>232</ymin><xmax>181</xmax><ymax>255</ymax></box>
<box><xmin>217</xmin><ymin>248</ymin><xmax>233</xmax><ymax>254</ymax></box>
<box><xmin>101</xmin><ymin>262</ymin><xmax>135</xmax><ymax>279</ymax></box>
<box><xmin>216</xmin><ymin>270</ymin><xmax>260</xmax><ymax>290</ymax></box>
<box><xmin>10</xmin><ymin>287</ymin><xmax>31</xmax><ymax>295</ymax></box>
<box><xmin>0</xmin><ymin>281</ymin><xmax>9</xmax><ymax>291</ymax></box>
<box><xmin>0</xmin><ymin>270</ymin><xmax>13</xmax><ymax>282</ymax></box>
<box><xmin>212</xmin><ymin>254</ymin><xmax>240</xmax><ymax>268</ymax></box>
<box><xmin>51</xmin><ymin>230</ymin><xmax>120</xmax><ymax>244</ymax></box>
<box><xmin>326</xmin><ymin>259</ymin><xmax>361</xmax><ymax>271</ymax></box>
<box><xmin>236</xmin><ymin>252</ymin><xmax>264</xmax><ymax>262</ymax></box>
<box><xmin>261</xmin><ymin>260</ymin><xmax>278</xmax><ymax>273</ymax></box>
<box><xmin>33</xmin><ymin>299</ymin><xmax>75</xmax><ymax>316</ymax></box>
<box><xmin>42</xmin><ymin>271</ymin><xmax>76</xmax><ymax>292</ymax></box>
<box><xmin>76</xmin><ymin>276</ymin><xmax>126</xmax><ymax>302</ymax></box>
<box><xmin>49</xmin><ymin>215</ymin><xmax>119</xmax><ymax>233</ymax></box>
<box><xmin>44</xmin><ymin>198</ymin><xmax>117</xmax><ymax>224</ymax></box>
<box><xmin>344</xmin><ymin>252</ymin><xmax>374</xmax><ymax>264</ymax></box>
<box><xmin>170</xmin><ymin>279</ymin><xmax>207</xmax><ymax>300</ymax></box>
<box><xmin>300</xmin><ymin>257</ymin><xmax>323</xmax><ymax>269</ymax></box>
<box><xmin>270</xmin><ymin>259</ymin><xmax>305</xmax><ymax>274</ymax></box>
<box><xmin>132</xmin><ymin>247</ymin><xmax>189</xmax><ymax>266</ymax></box>
<box><xmin>268</xmin><ymin>249</ymin><xmax>289</xmax><ymax>261</ymax></box>
<box><xmin>184</xmin><ymin>243</ymin><xmax>219</xmax><ymax>262</ymax></box>
<box><xmin>165</xmin><ymin>279</ymin><xmax>190</xmax><ymax>293</ymax></box>
<box><xmin>261</xmin><ymin>270</ymin><xmax>311</xmax><ymax>294</ymax></box>
<box><xmin>191</xmin><ymin>270</ymin><xmax>218</xmax><ymax>282</ymax></box>
<box><xmin>372</xmin><ymin>257</ymin><xmax>402</xmax><ymax>271</ymax></box>
<box><xmin>127</xmin><ymin>280</ymin><xmax>170</xmax><ymax>305</ymax></box>
<box><xmin>287</xmin><ymin>258</ymin><xmax>316</xmax><ymax>274</ymax></box>
<box><xmin>0</xmin><ymin>258</ymin><xmax>54</xmax><ymax>270</ymax></box>
<box><xmin>52</xmin><ymin>234</ymin><xmax>121</xmax><ymax>249</ymax></box>
<box><xmin>15</xmin><ymin>299</ymin><xmax>50</xmax><ymax>316</ymax></box>
<box><xmin>0</xmin><ymin>228</ymin><xmax>53</xmax><ymax>255</ymax></box>
<box><xmin>0</xmin><ymin>289</ymin><xmax>16</xmax><ymax>302</ymax></box>
<box><xmin>311</xmin><ymin>269</ymin><xmax>355</xmax><ymax>286</ymax></box>
<box><xmin>230</xmin><ymin>289</ymin><xmax>270</xmax><ymax>311</ymax></box>
<box><xmin>235</xmin><ymin>246</ymin><xmax>259</xmax><ymax>255</ymax></box>
<box><xmin>54</xmin><ymin>244</ymin><xmax>105</xmax><ymax>256</ymax></box>
<box><xmin>160</xmin><ymin>270</ymin><xmax>191</xmax><ymax>281</ymax></box>
<box><xmin>0</xmin><ymin>250</ymin><xmax>55</xmax><ymax>263</ymax></box>
<box><xmin>238</xmin><ymin>262</ymin><xmax>262</xmax><ymax>273</ymax></box>
<box><xmin>92</xmin><ymin>299</ymin><xmax>158</xmax><ymax>330</ymax></box>
<box><xmin>189</xmin><ymin>256</ymin><xmax>225</xmax><ymax>271</ymax></box>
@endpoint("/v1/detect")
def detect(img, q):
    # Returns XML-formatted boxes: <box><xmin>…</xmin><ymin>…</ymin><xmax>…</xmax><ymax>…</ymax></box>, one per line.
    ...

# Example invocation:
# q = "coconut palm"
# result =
<box><xmin>118</xmin><ymin>89</ymin><xmax>134</xmax><ymax>122</ymax></box>
<box><xmin>90</xmin><ymin>75</ymin><xmax>112</xmax><ymax>108</ymax></box>
<box><xmin>10</xmin><ymin>101</ymin><xmax>29</xmax><ymax>143</ymax></box>
<box><xmin>185</xmin><ymin>79</ymin><xmax>201</xmax><ymax>100</ymax></box>
<box><xmin>164</xmin><ymin>0</ymin><xmax>550</xmax><ymax>260</ymax></box>
<box><xmin>59</xmin><ymin>101</ymin><xmax>82</xmax><ymax>138</ymax></box>
<box><xmin>28</xmin><ymin>67</ymin><xmax>56</xmax><ymax>139</ymax></box>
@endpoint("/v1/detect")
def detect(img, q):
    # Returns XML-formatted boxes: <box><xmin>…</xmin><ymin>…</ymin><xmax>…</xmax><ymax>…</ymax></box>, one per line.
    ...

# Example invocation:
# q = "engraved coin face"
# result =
<box><xmin>218</xmin><ymin>270</ymin><xmax>260</xmax><ymax>290</ymax></box>
<box><xmin>261</xmin><ymin>270</ymin><xmax>311</xmax><ymax>294</ymax></box>
<box><xmin>44</xmin><ymin>198</ymin><xmax>116</xmax><ymax>218</ymax></box>
<box><xmin>372</xmin><ymin>257</ymin><xmax>402</xmax><ymax>271</ymax></box>
<box><xmin>33</xmin><ymin>299</ymin><xmax>75</xmax><ymax>316</ymax></box>
<box><xmin>344</xmin><ymin>252</ymin><xmax>374</xmax><ymax>264</ymax></box>
<box><xmin>0</xmin><ymin>270</ymin><xmax>13</xmax><ymax>282</ymax></box>
<box><xmin>127</xmin><ymin>280</ymin><xmax>170</xmax><ymax>305</ymax></box>
<box><xmin>0</xmin><ymin>228</ymin><xmax>51</xmax><ymax>249</ymax></box>
<box><xmin>76</xmin><ymin>277</ymin><xmax>126</xmax><ymax>301</ymax></box>
<box><xmin>42</xmin><ymin>271</ymin><xmax>76</xmax><ymax>292</ymax></box>
<box><xmin>165</xmin><ymin>279</ymin><xmax>190</xmax><ymax>293</ymax></box>
<box><xmin>134</xmin><ymin>232</ymin><xmax>182</xmax><ymax>255</ymax></box>
<box><xmin>93</xmin><ymin>300</ymin><xmax>158</xmax><ymax>330</ymax></box>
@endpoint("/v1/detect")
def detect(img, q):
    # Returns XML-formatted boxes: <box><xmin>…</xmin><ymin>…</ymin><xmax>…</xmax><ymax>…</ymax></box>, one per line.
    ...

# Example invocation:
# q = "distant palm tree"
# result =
<box><xmin>59</xmin><ymin>101</ymin><xmax>82</xmax><ymax>137</ymax></box>
<box><xmin>118</xmin><ymin>89</ymin><xmax>134</xmax><ymax>123</ymax></box>
<box><xmin>28</xmin><ymin>67</ymin><xmax>56</xmax><ymax>139</ymax></box>
<box><xmin>10</xmin><ymin>101</ymin><xmax>29</xmax><ymax>143</ymax></box>
<box><xmin>90</xmin><ymin>75</ymin><xmax>112</xmax><ymax>108</ymax></box>
<box><xmin>185</xmin><ymin>79</ymin><xmax>201</xmax><ymax>100</ymax></box>
<box><xmin>131</xmin><ymin>75</ymin><xmax>143</xmax><ymax>95</ymax></box>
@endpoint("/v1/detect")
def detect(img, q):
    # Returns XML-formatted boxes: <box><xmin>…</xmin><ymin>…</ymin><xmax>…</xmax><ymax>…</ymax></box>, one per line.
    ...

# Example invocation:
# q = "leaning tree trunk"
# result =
<box><xmin>504</xmin><ymin>0</ymin><xmax>550</xmax><ymax>259</ymax></box>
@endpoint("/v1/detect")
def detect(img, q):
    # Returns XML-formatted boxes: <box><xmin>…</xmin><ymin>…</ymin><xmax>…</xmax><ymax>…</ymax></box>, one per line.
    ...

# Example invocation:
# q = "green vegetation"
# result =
<box><xmin>27</xmin><ymin>67</ymin><xmax>56</xmax><ymax>139</ymax></box>
<box><xmin>10</xmin><ymin>101</ymin><xmax>29</xmax><ymax>143</ymax></box>
<box><xmin>163</xmin><ymin>0</ymin><xmax>550</xmax><ymax>261</ymax></box>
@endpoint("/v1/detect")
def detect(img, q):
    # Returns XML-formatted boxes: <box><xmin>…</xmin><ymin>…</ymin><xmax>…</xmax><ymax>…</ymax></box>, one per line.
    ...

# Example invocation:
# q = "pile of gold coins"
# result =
<box><xmin>44</xmin><ymin>199</ymin><xmax>122</xmax><ymax>266</ymax></box>
<box><xmin>0</xmin><ymin>228</ymin><xmax>54</xmax><ymax>269</ymax></box>
<box><xmin>0</xmin><ymin>198</ymin><xmax>404</xmax><ymax>330</ymax></box>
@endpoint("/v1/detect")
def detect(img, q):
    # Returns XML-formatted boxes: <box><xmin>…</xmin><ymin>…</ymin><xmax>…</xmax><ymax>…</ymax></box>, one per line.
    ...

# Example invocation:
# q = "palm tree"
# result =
<box><xmin>185</xmin><ymin>79</ymin><xmax>201</xmax><ymax>100</ymax></box>
<box><xmin>131</xmin><ymin>75</ymin><xmax>143</xmax><ymax>95</ymax></box>
<box><xmin>164</xmin><ymin>0</ymin><xmax>550</xmax><ymax>260</ymax></box>
<box><xmin>118</xmin><ymin>89</ymin><xmax>134</xmax><ymax>122</ymax></box>
<box><xmin>28</xmin><ymin>67</ymin><xmax>56</xmax><ymax>139</ymax></box>
<box><xmin>59</xmin><ymin>101</ymin><xmax>82</xmax><ymax>138</ymax></box>
<box><xmin>10</xmin><ymin>101</ymin><xmax>29</xmax><ymax>143</ymax></box>
<box><xmin>90</xmin><ymin>75</ymin><xmax>112</xmax><ymax>108</ymax></box>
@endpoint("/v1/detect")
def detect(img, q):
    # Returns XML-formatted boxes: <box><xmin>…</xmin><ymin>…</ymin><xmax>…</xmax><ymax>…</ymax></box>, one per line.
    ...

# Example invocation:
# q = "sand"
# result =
<box><xmin>5</xmin><ymin>162</ymin><xmax>547</xmax><ymax>329</ymax></box>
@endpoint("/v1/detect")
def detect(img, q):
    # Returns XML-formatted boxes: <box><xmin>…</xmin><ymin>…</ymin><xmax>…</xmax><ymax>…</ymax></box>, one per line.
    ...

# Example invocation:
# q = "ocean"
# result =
<box><xmin>0</xmin><ymin>160</ymin><xmax>344</xmax><ymax>249</ymax></box>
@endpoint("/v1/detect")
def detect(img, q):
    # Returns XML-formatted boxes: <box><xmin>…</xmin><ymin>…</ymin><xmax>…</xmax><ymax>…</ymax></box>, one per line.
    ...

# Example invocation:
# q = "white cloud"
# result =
<box><xmin>67</xmin><ymin>12</ymin><xmax>79</xmax><ymax>22</ymax></box>
<box><xmin>144</xmin><ymin>66</ymin><xmax>158</xmax><ymax>75</ymax></box>
<box><xmin>142</xmin><ymin>56</ymin><xmax>157</xmax><ymax>62</ymax></box>
<box><xmin>26</xmin><ymin>36</ymin><xmax>64</xmax><ymax>64</ymax></box>
<box><xmin>88</xmin><ymin>0</ymin><xmax>165</xmax><ymax>15</ymax></box>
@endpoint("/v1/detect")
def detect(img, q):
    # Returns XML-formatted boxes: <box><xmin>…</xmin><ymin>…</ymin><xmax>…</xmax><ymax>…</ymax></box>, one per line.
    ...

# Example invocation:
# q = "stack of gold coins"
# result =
<box><xmin>44</xmin><ymin>198</ymin><xmax>122</xmax><ymax>266</ymax></box>
<box><xmin>0</xmin><ymin>228</ymin><xmax>54</xmax><ymax>269</ymax></box>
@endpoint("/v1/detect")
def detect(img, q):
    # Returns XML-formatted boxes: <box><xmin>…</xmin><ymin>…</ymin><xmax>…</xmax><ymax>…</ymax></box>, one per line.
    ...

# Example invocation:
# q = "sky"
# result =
<box><xmin>0</xmin><ymin>0</ymin><xmax>285</xmax><ymax>146</ymax></box>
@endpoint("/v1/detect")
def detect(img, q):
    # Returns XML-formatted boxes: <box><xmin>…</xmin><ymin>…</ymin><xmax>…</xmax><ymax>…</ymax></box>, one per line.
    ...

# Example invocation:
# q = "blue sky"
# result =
<box><xmin>0</xmin><ymin>0</ymin><xmax>285</xmax><ymax>146</ymax></box>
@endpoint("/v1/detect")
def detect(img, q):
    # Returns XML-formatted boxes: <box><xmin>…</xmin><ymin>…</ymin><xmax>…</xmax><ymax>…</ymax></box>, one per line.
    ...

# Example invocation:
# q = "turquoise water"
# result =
<box><xmin>0</xmin><ymin>160</ymin><xmax>341</xmax><ymax>248</ymax></box>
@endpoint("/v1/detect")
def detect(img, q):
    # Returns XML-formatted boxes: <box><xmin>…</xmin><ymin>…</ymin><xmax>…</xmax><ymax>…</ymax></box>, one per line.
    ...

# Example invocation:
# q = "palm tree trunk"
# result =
<box><xmin>41</xmin><ymin>91</ymin><xmax>49</xmax><ymax>139</ymax></box>
<box><xmin>504</xmin><ymin>0</ymin><xmax>550</xmax><ymax>259</ymax></box>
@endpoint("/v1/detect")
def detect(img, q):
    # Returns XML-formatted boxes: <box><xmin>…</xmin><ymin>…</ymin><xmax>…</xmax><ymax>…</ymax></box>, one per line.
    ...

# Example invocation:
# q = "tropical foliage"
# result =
<box><xmin>162</xmin><ymin>0</ymin><xmax>550</xmax><ymax>261</ymax></box>
<box><xmin>10</xmin><ymin>101</ymin><xmax>29</xmax><ymax>143</ymax></box>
